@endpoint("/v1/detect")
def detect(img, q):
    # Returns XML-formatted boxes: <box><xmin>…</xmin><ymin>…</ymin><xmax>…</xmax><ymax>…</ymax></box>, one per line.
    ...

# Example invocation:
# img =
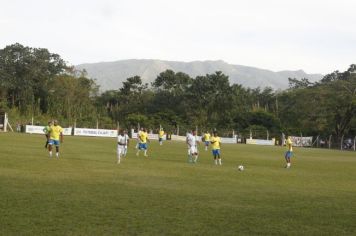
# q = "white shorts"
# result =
<box><xmin>117</xmin><ymin>145</ymin><xmax>126</xmax><ymax>156</ymax></box>
<box><xmin>188</xmin><ymin>146</ymin><xmax>198</xmax><ymax>155</ymax></box>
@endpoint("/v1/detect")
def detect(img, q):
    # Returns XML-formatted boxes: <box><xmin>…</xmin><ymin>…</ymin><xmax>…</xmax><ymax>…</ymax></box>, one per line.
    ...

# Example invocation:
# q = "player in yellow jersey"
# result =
<box><xmin>136</xmin><ymin>127</ymin><xmax>143</xmax><ymax>149</ymax></box>
<box><xmin>285</xmin><ymin>136</ymin><xmax>293</xmax><ymax>168</ymax></box>
<box><xmin>158</xmin><ymin>128</ymin><xmax>165</xmax><ymax>146</ymax></box>
<box><xmin>210</xmin><ymin>131</ymin><xmax>222</xmax><ymax>165</ymax></box>
<box><xmin>47</xmin><ymin>120</ymin><xmax>63</xmax><ymax>159</ymax></box>
<box><xmin>202</xmin><ymin>131</ymin><xmax>211</xmax><ymax>151</ymax></box>
<box><xmin>136</xmin><ymin>128</ymin><xmax>149</xmax><ymax>157</ymax></box>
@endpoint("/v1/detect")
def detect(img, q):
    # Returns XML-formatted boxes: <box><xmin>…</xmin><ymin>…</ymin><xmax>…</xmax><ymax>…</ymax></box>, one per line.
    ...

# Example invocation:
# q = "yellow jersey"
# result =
<box><xmin>203</xmin><ymin>133</ymin><xmax>211</xmax><ymax>142</ymax></box>
<box><xmin>139</xmin><ymin>132</ymin><xmax>148</xmax><ymax>143</ymax></box>
<box><xmin>211</xmin><ymin>136</ymin><xmax>221</xmax><ymax>150</ymax></box>
<box><xmin>159</xmin><ymin>130</ymin><xmax>164</xmax><ymax>138</ymax></box>
<box><xmin>49</xmin><ymin>125</ymin><xmax>63</xmax><ymax>140</ymax></box>
<box><xmin>286</xmin><ymin>138</ymin><xmax>293</xmax><ymax>152</ymax></box>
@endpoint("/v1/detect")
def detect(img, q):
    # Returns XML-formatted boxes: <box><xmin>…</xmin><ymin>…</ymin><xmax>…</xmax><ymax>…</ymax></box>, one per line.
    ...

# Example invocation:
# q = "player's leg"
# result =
<box><xmin>117</xmin><ymin>147</ymin><xmax>122</xmax><ymax>164</ymax></box>
<box><xmin>48</xmin><ymin>140</ymin><xmax>53</xmax><ymax>157</ymax></box>
<box><xmin>144</xmin><ymin>144</ymin><xmax>148</xmax><ymax>157</ymax></box>
<box><xmin>45</xmin><ymin>134</ymin><xmax>49</xmax><ymax>148</ymax></box>
<box><xmin>187</xmin><ymin>148</ymin><xmax>192</xmax><ymax>163</ymax></box>
<box><xmin>55</xmin><ymin>141</ymin><xmax>60</xmax><ymax>159</ymax></box>
<box><xmin>213</xmin><ymin>150</ymin><xmax>218</xmax><ymax>165</ymax></box>
<box><xmin>205</xmin><ymin>142</ymin><xmax>208</xmax><ymax>151</ymax></box>
<box><xmin>193</xmin><ymin>147</ymin><xmax>198</xmax><ymax>163</ymax></box>
<box><xmin>136</xmin><ymin>143</ymin><xmax>141</xmax><ymax>156</ymax></box>
<box><xmin>285</xmin><ymin>151</ymin><xmax>291</xmax><ymax>168</ymax></box>
<box><xmin>123</xmin><ymin>146</ymin><xmax>128</xmax><ymax>157</ymax></box>
<box><xmin>217</xmin><ymin>150</ymin><xmax>222</xmax><ymax>165</ymax></box>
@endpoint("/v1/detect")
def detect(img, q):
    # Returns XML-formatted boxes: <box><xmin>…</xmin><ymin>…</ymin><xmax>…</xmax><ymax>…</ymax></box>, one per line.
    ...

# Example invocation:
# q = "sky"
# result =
<box><xmin>1</xmin><ymin>0</ymin><xmax>355</xmax><ymax>74</ymax></box>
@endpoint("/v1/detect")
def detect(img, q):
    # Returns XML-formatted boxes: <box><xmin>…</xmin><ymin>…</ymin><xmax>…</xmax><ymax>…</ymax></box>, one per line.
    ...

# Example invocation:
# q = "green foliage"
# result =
<box><xmin>1</xmin><ymin>43</ymin><xmax>354</xmax><ymax>137</ymax></box>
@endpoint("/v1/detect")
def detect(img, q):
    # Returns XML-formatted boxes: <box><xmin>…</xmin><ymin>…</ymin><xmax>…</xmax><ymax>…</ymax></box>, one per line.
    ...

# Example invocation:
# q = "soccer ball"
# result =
<box><xmin>238</xmin><ymin>165</ymin><xmax>244</xmax><ymax>171</ymax></box>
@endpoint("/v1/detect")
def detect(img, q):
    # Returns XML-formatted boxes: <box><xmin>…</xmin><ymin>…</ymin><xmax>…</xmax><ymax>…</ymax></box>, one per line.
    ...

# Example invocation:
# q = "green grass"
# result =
<box><xmin>0</xmin><ymin>133</ymin><xmax>355</xmax><ymax>236</ymax></box>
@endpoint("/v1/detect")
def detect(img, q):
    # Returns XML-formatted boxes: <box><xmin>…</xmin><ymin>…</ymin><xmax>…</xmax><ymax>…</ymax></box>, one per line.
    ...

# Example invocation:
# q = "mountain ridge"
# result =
<box><xmin>75</xmin><ymin>59</ymin><xmax>323</xmax><ymax>91</ymax></box>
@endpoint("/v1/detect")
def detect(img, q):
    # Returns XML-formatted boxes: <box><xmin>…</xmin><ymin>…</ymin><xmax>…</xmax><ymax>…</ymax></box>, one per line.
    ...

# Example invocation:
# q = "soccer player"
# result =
<box><xmin>158</xmin><ymin>128</ymin><xmax>165</xmax><ymax>146</ymax></box>
<box><xmin>136</xmin><ymin>127</ymin><xmax>143</xmax><ymax>149</ymax></box>
<box><xmin>186</xmin><ymin>130</ymin><xmax>199</xmax><ymax>163</ymax></box>
<box><xmin>43</xmin><ymin>120</ymin><xmax>52</xmax><ymax>149</ymax></box>
<box><xmin>47</xmin><ymin>120</ymin><xmax>63</xmax><ymax>159</ymax></box>
<box><xmin>285</xmin><ymin>136</ymin><xmax>293</xmax><ymax>168</ymax></box>
<box><xmin>136</xmin><ymin>128</ymin><xmax>149</xmax><ymax>157</ymax></box>
<box><xmin>211</xmin><ymin>131</ymin><xmax>222</xmax><ymax>165</ymax></box>
<box><xmin>117</xmin><ymin>129</ymin><xmax>130</xmax><ymax>164</ymax></box>
<box><xmin>202</xmin><ymin>131</ymin><xmax>211</xmax><ymax>151</ymax></box>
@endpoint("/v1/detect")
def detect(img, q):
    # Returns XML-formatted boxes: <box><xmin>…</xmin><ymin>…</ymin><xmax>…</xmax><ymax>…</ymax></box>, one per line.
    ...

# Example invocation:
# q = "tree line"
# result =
<box><xmin>0</xmin><ymin>43</ymin><xmax>355</xmax><ymax>139</ymax></box>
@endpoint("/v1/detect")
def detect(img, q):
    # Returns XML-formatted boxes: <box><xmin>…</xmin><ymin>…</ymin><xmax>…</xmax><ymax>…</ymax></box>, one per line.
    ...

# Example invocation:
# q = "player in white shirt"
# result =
<box><xmin>186</xmin><ymin>130</ymin><xmax>199</xmax><ymax>163</ymax></box>
<box><xmin>117</xmin><ymin>129</ymin><xmax>129</xmax><ymax>164</ymax></box>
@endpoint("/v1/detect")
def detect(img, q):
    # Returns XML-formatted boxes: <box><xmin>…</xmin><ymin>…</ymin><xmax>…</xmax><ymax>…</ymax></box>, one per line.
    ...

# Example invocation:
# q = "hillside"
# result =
<box><xmin>76</xmin><ymin>59</ymin><xmax>323</xmax><ymax>91</ymax></box>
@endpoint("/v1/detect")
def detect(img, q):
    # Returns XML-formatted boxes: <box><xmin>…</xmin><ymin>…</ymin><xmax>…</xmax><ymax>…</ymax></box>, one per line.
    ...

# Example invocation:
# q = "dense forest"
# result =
<box><xmin>0</xmin><ymin>43</ymin><xmax>355</xmax><ymax>141</ymax></box>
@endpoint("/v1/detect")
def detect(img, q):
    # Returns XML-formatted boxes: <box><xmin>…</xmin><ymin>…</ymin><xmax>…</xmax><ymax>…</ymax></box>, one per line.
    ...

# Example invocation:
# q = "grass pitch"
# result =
<box><xmin>0</xmin><ymin>133</ymin><xmax>355</xmax><ymax>235</ymax></box>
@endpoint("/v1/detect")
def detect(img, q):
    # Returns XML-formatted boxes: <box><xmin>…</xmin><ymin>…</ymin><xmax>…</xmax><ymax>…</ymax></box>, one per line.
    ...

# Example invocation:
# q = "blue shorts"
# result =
<box><xmin>48</xmin><ymin>139</ymin><xmax>60</xmax><ymax>146</ymax></box>
<box><xmin>139</xmin><ymin>143</ymin><xmax>148</xmax><ymax>150</ymax></box>
<box><xmin>205</xmin><ymin>141</ymin><xmax>210</xmax><ymax>146</ymax></box>
<box><xmin>212</xmin><ymin>149</ymin><xmax>220</xmax><ymax>156</ymax></box>
<box><xmin>285</xmin><ymin>151</ymin><xmax>293</xmax><ymax>158</ymax></box>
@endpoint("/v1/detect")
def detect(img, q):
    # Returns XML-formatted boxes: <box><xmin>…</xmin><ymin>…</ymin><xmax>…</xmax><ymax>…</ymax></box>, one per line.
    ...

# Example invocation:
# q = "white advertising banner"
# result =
<box><xmin>74</xmin><ymin>128</ymin><xmax>117</xmax><ymax>137</ymax></box>
<box><xmin>290</xmin><ymin>136</ymin><xmax>313</xmax><ymax>147</ymax></box>
<box><xmin>220</xmin><ymin>137</ymin><xmax>237</xmax><ymax>144</ymax></box>
<box><xmin>246</xmin><ymin>138</ymin><xmax>275</xmax><ymax>146</ymax></box>
<box><xmin>26</xmin><ymin>125</ymin><xmax>72</xmax><ymax>136</ymax></box>
<box><xmin>62</xmin><ymin>128</ymin><xmax>72</xmax><ymax>136</ymax></box>
<box><xmin>171</xmin><ymin>135</ymin><xmax>186</xmax><ymax>142</ymax></box>
<box><xmin>26</xmin><ymin>125</ymin><xmax>45</xmax><ymax>134</ymax></box>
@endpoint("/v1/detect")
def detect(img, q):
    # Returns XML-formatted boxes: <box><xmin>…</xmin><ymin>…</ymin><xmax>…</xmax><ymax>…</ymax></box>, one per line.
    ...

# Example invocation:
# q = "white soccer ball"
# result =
<box><xmin>238</xmin><ymin>165</ymin><xmax>244</xmax><ymax>171</ymax></box>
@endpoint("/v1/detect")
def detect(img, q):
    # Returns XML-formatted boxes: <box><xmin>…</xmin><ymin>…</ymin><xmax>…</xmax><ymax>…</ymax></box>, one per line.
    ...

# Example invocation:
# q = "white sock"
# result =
<box><xmin>136</xmin><ymin>150</ymin><xmax>139</xmax><ymax>156</ymax></box>
<box><xmin>214</xmin><ymin>159</ymin><xmax>217</xmax><ymax>165</ymax></box>
<box><xmin>56</xmin><ymin>152</ymin><xmax>59</xmax><ymax>158</ymax></box>
<box><xmin>49</xmin><ymin>151</ymin><xmax>52</xmax><ymax>157</ymax></box>
<box><xmin>144</xmin><ymin>150</ymin><xmax>147</xmax><ymax>156</ymax></box>
<box><xmin>218</xmin><ymin>159</ymin><xmax>222</xmax><ymax>165</ymax></box>
<box><xmin>117</xmin><ymin>156</ymin><xmax>121</xmax><ymax>163</ymax></box>
<box><xmin>194</xmin><ymin>156</ymin><xmax>198</xmax><ymax>162</ymax></box>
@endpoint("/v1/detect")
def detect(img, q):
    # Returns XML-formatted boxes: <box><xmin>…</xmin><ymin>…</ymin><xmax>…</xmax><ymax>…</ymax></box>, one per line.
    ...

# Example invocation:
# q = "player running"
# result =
<box><xmin>202</xmin><ymin>131</ymin><xmax>211</xmax><ymax>151</ymax></box>
<box><xmin>117</xmin><ymin>129</ymin><xmax>130</xmax><ymax>164</ymax></box>
<box><xmin>285</xmin><ymin>136</ymin><xmax>293</xmax><ymax>168</ymax></box>
<box><xmin>186</xmin><ymin>130</ymin><xmax>199</xmax><ymax>163</ymax></box>
<box><xmin>158</xmin><ymin>128</ymin><xmax>165</xmax><ymax>146</ymax></box>
<box><xmin>136</xmin><ymin>128</ymin><xmax>149</xmax><ymax>157</ymax></box>
<box><xmin>47</xmin><ymin>120</ymin><xmax>63</xmax><ymax>159</ymax></box>
<box><xmin>211</xmin><ymin>131</ymin><xmax>222</xmax><ymax>165</ymax></box>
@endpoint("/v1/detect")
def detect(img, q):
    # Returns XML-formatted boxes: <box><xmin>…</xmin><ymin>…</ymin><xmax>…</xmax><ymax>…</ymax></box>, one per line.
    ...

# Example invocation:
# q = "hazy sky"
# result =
<box><xmin>1</xmin><ymin>0</ymin><xmax>355</xmax><ymax>74</ymax></box>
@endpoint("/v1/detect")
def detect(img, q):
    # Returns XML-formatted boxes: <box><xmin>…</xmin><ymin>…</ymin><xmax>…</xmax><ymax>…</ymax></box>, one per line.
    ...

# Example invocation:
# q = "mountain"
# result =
<box><xmin>75</xmin><ymin>59</ymin><xmax>323</xmax><ymax>91</ymax></box>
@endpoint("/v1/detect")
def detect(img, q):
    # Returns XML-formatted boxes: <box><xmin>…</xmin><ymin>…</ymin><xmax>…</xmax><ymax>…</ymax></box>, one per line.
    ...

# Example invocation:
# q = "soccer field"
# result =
<box><xmin>0</xmin><ymin>133</ymin><xmax>355</xmax><ymax>235</ymax></box>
